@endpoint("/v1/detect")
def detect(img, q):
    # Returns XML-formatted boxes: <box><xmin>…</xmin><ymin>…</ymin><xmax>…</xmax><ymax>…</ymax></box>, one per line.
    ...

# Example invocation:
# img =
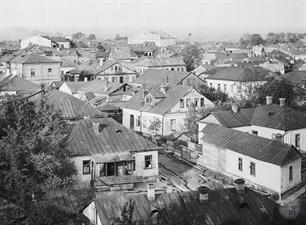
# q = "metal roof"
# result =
<box><xmin>0</xmin><ymin>74</ymin><xmax>40</xmax><ymax>95</ymax></box>
<box><xmin>134</xmin><ymin>57</ymin><xmax>185</xmax><ymax>67</ymax></box>
<box><xmin>10</xmin><ymin>54</ymin><xmax>60</xmax><ymax>64</ymax></box>
<box><xmin>200</xmin><ymin>123</ymin><xmax>302</xmax><ymax>166</ymax></box>
<box><xmin>67</xmin><ymin>118</ymin><xmax>159</xmax><ymax>156</ymax></box>
<box><xmin>41</xmin><ymin>90</ymin><xmax>106</xmax><ymax>120</ymax></box>
<box><xmin>133</xmin><ymin>69</ymin><xmax>189</xmax><ymax>85</ymax></box>
<box><xmin>121</xmin><ymin>83</ymin><xmax>194</xmax><ymax>115</ymax></box>
<box><xmin>109</xmin><ymin>46</ymin><xmax>132</xmax><ymax>60</ymax></box>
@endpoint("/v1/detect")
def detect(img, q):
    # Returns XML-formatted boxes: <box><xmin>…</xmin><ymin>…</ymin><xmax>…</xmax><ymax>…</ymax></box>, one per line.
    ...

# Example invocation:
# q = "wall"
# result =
<box><xmin>285</xmin><ymin>129</ymin><xmax>306</xmax><ymax>152</ymax></box>
<box><xmin>122</xmin><ymin>108</ymin><xmax>142</xmax><ymax>132</ymax></box>
<box><xmin>179</xmin><ymin>73</ymin><xmax>206</xmax><ymax>90</ymax></box>
<box><xmin>59</xmin><ymin>82</ymin><xmax>73</xmax><ymax>95</ymax></box>
<box><xmin>281</xmin><ymin>160</ymin><xmax>302</xmax><ymax>193</ymax></box>
<box><xmin>135</xmin><ymin>65</ymin><xmax>186</xmax><ymax>74</ymax></box>
<box><xmin>97</xmin><ymin>74</ymin><xmax>137</xmax><ymax>84</ymax></box>
<box><xmin>21</xmin><ymin>63</ymin><xmax>61</xmax><ymax>87</ymax></box>
<box><xmin>163</xmin><ymin>112</ymin><xmax>187</xmax><ymax>136</ymax></box>
<box><xmin>70</xmin><ymin>155</ymin><xmax>92</xmax><ymax>183</ymax></box>
<box><xmin>20</xmin><ymin>36</ymin><xmax>52</xmax><ymax>49</ymax></box>
<box><xmin>83</xmin><ymin>202</ymin><xmax>101</xmax><ymax>225</ymax></box>
<box><xmin>250</xmin><ymin>125</ymin><xmax>285</xmax><ymax>141</ymax></box>
<box><xmin>134</xmin><ymin>150</ymin><xmax>159</xmax><ymax>177</ymax></box>
<box><xmin>57</xmin><ymin>41</ymin><xmax>70</xmax><ymax>49</ymax></box>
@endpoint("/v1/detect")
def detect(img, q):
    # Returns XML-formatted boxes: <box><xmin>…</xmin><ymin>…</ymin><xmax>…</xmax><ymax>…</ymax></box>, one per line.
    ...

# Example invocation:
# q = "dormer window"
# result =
<box><xmin>145</xmin><ymin>96</ymin><xmax>153</xmax><ymax>105</ymax></box>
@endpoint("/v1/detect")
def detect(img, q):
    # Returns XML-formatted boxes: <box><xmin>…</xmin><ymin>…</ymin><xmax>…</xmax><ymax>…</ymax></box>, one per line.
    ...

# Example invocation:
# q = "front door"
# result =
<box><xmin>130</xmin><ymin>115</ymin><xmax>134</xmax><ymax>130</ymax></box>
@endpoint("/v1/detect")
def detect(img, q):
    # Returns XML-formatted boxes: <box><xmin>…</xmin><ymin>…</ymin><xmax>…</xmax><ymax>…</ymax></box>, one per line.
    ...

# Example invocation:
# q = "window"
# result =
<box><xmin>112</xmin><ymin>77</ymin><xmax>116</xmax><ymax>82</ymax></box>
<box><xmin>145</xmin><ymin>97</ymin><xmax>153</xmax><ymax>105</ymax></box>
<box><xmin>119</xmin><ymin>76</ymin><xmax>124</xmax><ymax>83</ymax></box>
<box><xmin>224</xmin><ymin>84</ymin><xmax>227</xmax><ymax>91</ymax></box>
<box><xmin>31</xmin><ymin>69</ymin><xmax>35</xmax><ymax>76</ymax></box>
<box><xmin>194</xmin><ymin>98</ymin><xmax>199</xmax><ymax>107</ymax></box>
<box><xmin>83</xmin><ymin>160</ymin><xmax>90</xmax><ymax>174</ymax></box>
<box><xmin>170</xmin><ymin>119</ymin><xmax>176</xmax><ymax>131</ymax></box>
<box><xmin>171</xmin><ymin>68</ymin><xmax>174</xmax><ymax>71</ymax></box>
<box><xmin>238</xmin><ymin>158</ymin><xmax>243</xmax><ymax>171</ymax></box>
<box><xmin>289</xmin><ymin>166</ymin><xmax>293</xmax><ymax>181</ymax></box>
<box><xmin>40</xmin><ymin>84</ymin><xmax>45</xmax><ymax>90</ymax></box>
<box><xmin>136</xmin><ymin>116</ymin><xmax>141</xmax><ymax>126</ymax></box>
<box><xmin>186</xmin><ymin>98</ymin><xmax>191</xmax><ymax>108</ymax></box>
<box><xmin>144</xmin><ymin>155</ymin><xmax>152</xmax><ymax>169</ymax></box>
<box><xmin>200</xmin><ymin>98</ymin><xmax>204</xmax><ymax>107</ymax></box>
<box><xmin>250</xmin><ymin>162</ymin><xmax>256</xmax><ymax>176</ymax></box>
<box><xmin>251</xmin><ymin>130</ymin><xmax>258</xmax><ymax>135</ymax></box>
<box><xmin>209</xmin><ymin>83</ymin><xmax>212</xmax><ymax>88</ymax></box>
<box><xmin>295</xmin><ymin>134</ymin><xmax>300</xmax><ymax>149</ymax></box>
<box><xmin>177</xmin><ymin>68</ymin><xmax>180</xmax><ymax>71</ymax></box>
<box><xmin>181</xmin><ymin>68</ymin><xmax>184</xmax><ymax>71</ymax></box>
<box><xmin>180</xmin><ymin>99</ymin><xmax>184</xmax><ymax>108</ymax></box>
<box><xmin>217</xmin><ymin>84</ymin><xmax>221</xmax><ymax>90</ymax></box>
<box><xmin>48</xmin><ymin>68</ymin><xmax>52</xmax><ymax>73</ymax></box>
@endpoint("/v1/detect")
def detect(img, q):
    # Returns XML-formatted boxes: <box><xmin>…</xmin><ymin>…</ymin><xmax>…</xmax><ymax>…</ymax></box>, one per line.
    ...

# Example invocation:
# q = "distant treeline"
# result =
<box><xmin>240</xmin><ymin>33</ymin><xmax>306</xmax><ymax>46</ymax></box>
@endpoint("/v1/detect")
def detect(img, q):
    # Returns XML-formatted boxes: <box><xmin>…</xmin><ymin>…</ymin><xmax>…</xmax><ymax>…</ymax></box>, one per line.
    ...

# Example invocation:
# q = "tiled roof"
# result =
<box><xmin>133</xmin><ymin>69</ymin><xmax>189</xmax><ymax>85</ymax></box>
<box><xmin>41</xmin><ymin>90</ymin><xmax>106</xmax><ymax>120</ymax></box>
<box><xmin>134</xmin><ymin>57</ymin><xmax>185</xmax><ymax>67</ymax></box>
<box><xmin>251</xmin><ymin>104</ymin><xmax>306</xmax><ymax>131</ymax></box>
<box><xmin>201</xmin><ymin>123</ymin><xmax>302</xmax><ymax>166</ymax></box>
<box><xmin>122</xmin><ymin>84</ymin><xmax>193</xmax><ymax>115</ymax></box>
<box><xmin>0</xmin><ymin>74</ymin><xmax>41</xmax><ymax>95</ymax></box>
<box><xmin>206</xmin><ymin>66</ymin><xmax>270</xmax><ymax>82</ymax></box>
<box><xmin>67</xmin><ymin>118</ymin><xmax>159</xmax><ymax>156</ymax></box>
<box><xmin>109</xmin><ymin>46</ymin><xmax>132</xmax><ymax>60</ymax></box>
<box><xmin>78</xmin><ymin>80</ymin><xmax>126</xmax><ymax>96</ymax></box>
<box><xmin>61</xmin><ymin>81</ymin><xmax>87</xmax><ymax>94</ymax></box>
<box><xmin>10</xmin><ymin>54</ymin><xmax>60</xmax><ymax>64</ymax></box>
<box><xmin>91</xmin><ymin>187</ymin><xmax>279</xmax><ymax>225</ymax></box>
<box><xmin>205</xmin><ymin>108</ymin><xmax>255</xmax><ymax>128</ymax></box>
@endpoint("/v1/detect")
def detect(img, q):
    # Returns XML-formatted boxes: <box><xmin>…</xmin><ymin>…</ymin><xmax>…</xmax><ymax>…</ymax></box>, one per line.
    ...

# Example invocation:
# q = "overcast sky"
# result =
<box><xmin>0</xmin><ymin>0</ymin><xmax>305</xmax><ymax>40</ymax></box>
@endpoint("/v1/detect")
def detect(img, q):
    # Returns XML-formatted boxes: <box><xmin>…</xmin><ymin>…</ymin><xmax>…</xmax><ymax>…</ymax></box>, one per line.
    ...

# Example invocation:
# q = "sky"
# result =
<box><xmin>0</xmin><ymin>0</ymin><xmax>305</xmax><ymax>41</ymax></box>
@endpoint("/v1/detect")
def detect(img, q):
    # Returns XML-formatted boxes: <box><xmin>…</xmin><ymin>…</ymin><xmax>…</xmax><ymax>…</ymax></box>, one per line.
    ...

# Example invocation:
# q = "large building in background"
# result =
<box><xmin>128</xmin><ymin>31</ymin><xmax>177</xmax><ymax>47</ymax></box>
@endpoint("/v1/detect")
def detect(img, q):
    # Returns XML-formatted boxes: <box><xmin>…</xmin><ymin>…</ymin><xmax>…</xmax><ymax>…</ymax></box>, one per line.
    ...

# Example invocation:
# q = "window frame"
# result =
<box><xmin>180</xmin><ymin>99</ymin><xmax>184</xmax><ymax>108</ymax></box>
<box><xmin>186</xmin><ymin>98</ymin><xmax>191</xmax><ymax>108</ymax></box>
<box><xmin>295</xmin><ymin>134</ymin><xmax>300</xmax><ymax>149</ymax></box>
<box><xmin>30</xmin><ymin>69</ymin><xmax>35</xmax><ymax>76</ymax></box>
<box><xmin>238</xmin><ymin>157</ymin><xmax>243</xmax><ymax>171</ymax></box>
<box><xmin>83</xmin><ymin>160</ymin><xmax>91</xmax><ymax>175</ymax></box>
<box><xmin>200</xmin><ymin>98</ymin><xmax>204</xmax><ymax>107</ymax></box>
<box><xmin>250</xmin><ymin>162</ymin><xmax>256</xmax><ymax>176</ymax></box>
<box><xmin>136</xmin><ymin>116</ymin><xmax>141</xmax><ymax>127</ymax></box>
<box><xmin>289</xmin><ymin>165</ymin><xmax>293</xmax><ymax>181</ymax></box>
<box><xmin>144</xmin><ymin>155</ymin><xmax>153</xmax><ymax>169</ymax></box>
<box><xmin>170</xmin><ymin>119</ymin><xmax>176</xmax><ymax>131</ymax></box>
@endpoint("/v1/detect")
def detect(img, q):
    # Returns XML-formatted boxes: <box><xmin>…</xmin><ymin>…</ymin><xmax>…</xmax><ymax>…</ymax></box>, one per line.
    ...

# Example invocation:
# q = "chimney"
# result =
<box><xmin>234</xmin><ymin>179</ymin><xmax>245</xmax><ymax>194</ymax></box>
<box><xmin>279</xmin><ymin>98</ymin><xmax>286</xmax><ymax>107</ymax></box>
<box><xmin>266</xmin><ymin>96</ymin><xmax>273</xmax><ymax>105</ymax></box>
<box><xmin>92</xmin><ymin>122</ymin><xmax>100</xmax><ymax>135</ymax></box>
<box><xmin>197</xmin><ymin>186</ymin><xmax>210</xmax><ymax>204</ymax></box>
<box><xmin>160</xmin><ymin>83</ymin><xmax>168</xmax><ymax>94</ymax></box>
<box><xmin>231</xmin><ymin>104</ymin><xmax>239</xmax><ymax>113</ymax></box>
<box><xmin>147</xmin><ymin>183</ymin><xmax>155</xmax><ymax>201</ymax></box>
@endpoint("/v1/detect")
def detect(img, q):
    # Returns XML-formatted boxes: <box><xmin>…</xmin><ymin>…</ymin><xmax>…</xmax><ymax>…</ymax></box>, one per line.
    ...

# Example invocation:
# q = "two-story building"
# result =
<box><xmin>201</xmin><ymin>96</ymin><xmax>306</xmax><ymax>152</ymax></box>
<box><xmin>122</xmin><ymin>83</ymin><xmax>214</xmax><ymax>136</ymax></box>
<box><xmin>95</xmin><ymin>60</ymin><xmax>138</xmax><ymax>84</ymax></box>
<box><xmin>67</xmin><ymin>117</ymin><xmax>160</xmax><ymax>190</ymax></box>
<box><xmin>134</xmin><ymin>57</ymin><xmax>186</xmax><ymax>74</ymax></box>
<box><xmin>9</xmin><ymin>54</ymin><xmax>61</xmax><ymax>88</ymax></box>
<box><xmin>198</xmin><ymin>122</ymin><xmax>303</xmax><ymax>197</ymax></box>
<box><xmin>205</xmin><ymin>66</ymin><xmax>269</xmax><ymax>100</ymax></box>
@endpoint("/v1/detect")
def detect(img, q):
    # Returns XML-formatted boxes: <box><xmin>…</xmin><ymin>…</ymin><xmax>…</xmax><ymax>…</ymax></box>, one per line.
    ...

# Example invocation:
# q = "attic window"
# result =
<box><xmin>145</xmin><ymin>97</ymin><xmax>153</xmax><ymax>105</ymax></box>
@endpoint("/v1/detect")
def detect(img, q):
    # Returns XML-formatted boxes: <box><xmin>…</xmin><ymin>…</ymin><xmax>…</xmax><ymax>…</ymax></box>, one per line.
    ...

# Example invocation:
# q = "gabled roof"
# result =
<box><xmin>122</xmin><ymin>84</ymin><xmax>195</xmax><ymax>115</ymax></box>
<box><xmin>206</xmin><ymin>66</ymin><xmax>270</xmax><ymax>82</ymax></box>
<box><xmin>0</xmin><ymin>74</ymin><xmax>41</xmax><ymax>95</ymax></box>
<box><xmin>94</xmin><ymin>60</ymin><xmax>136</xmax><ymax>75</ymax></box>
<box><xmin>282</xmin><ymin>70</ymin><xmax>306</xmax><ymax>84</ymax></box>
<box><xmin>134</xmin><ymin>57</ymin><xmax>185</xmax><ymax>67</ymax></box>
<box><xmin>133</xmin><ymin>69</ymin><xmax>189</xmax><ymax>85</ymax></box>
<box><xmin>10</xmin><ymin>54</ymin><xmax>60</xmax><ymax>64</ymax></box>
<box><xmin>67</xmin><ymin>118</ymin><xmax>159</xmax><ymax>156</ymax></box>
<box><xmin>90</xmin><ymin>187</ymin><xmax>280</xmax><ymax>225</ymax></box>
<box><xmin>109</xmin><ymin>46</ymin><xmax>132</xmax><ymax>60</ymax></box>
<box><xmin>201</xmin><ymin>123</ymin><xmax>302</xmax><ymax>166</ymax></box>
<box><xmin>41</xmin><ymin>90</ymin><xmax>106</xmax><ymax>120</ymax></box>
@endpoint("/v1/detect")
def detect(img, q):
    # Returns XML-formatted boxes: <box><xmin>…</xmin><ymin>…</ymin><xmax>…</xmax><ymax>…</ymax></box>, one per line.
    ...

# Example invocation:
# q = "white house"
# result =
<box><xmin>205</xmin><ymin>66</ymin><xmax>269</xmax><ymax>100</ymax></box>
<box><xmin>122</xmin><ymin>83</ymin><xmax>214</xmax><ymax>136</ymax></box>
<box><xmin>20</xmin><ymin>35</ymin><xmax>55</xmax><ymax>49</ymax></box>
<box><xmin>128</xmin><ymin>31</ymin><xmax>177</xmax><ymax>47</ymax></box>
<box><xmin>200</xmin><ymin>96</ymin><xmax>306</xmax><ymax>152</ymax></box>
<box><xmin>197</xmin><ymin>122</ymin><xmax>303</xmax><ymax>197</ymax></box>
<box><xmin>134</xmin><ymin>57</ymin><xmax>186</xmax><ymax>74</ymax></box>
<box><xmin>67</xmin><ymin>118</ymin><xmax>160</xmax><ymax>189</ymax></box>
<box><xmin>259</xmin><ymin>59</ymin><xmax>285</xmax><ymax>74</ymax></box>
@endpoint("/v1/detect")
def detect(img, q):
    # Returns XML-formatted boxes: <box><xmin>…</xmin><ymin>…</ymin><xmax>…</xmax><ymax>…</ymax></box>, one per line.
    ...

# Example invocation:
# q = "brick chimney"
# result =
<box><xmin>266</xmin><ymin>96</ymin><xmax>273</xmax><ymax>105</ymax></box>
<box><xmin>147</xmin><ymin>183</ymin><xmax>155</xmax><ymax>201</ymax></box>
<box><xmin>231</xmin><ymin>104</ymin><xmax>239</xmax><ymax>113</ymax></box>
<box><xmin>279</xmin><ymin>98</ymin><xmax>286</xmax><ymax>107</ymax></box>
<box><xmin>197</xmin><ymin>186</ymin><xmax>210</xmax><ymax>204</ymax></box>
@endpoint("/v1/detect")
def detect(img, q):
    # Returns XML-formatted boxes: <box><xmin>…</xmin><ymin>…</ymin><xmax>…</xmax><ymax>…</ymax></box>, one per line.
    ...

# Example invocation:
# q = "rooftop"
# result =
<box><xmin>10</xmin><ymin>54</ymin><xmax>60</xmax><ymax>64</ymax></box>
<box><xmin>109</xmin><ymin>46</ymin><xmax>132</xmax><ymax>61</ymax></box>
<box><xmin>134</xmin><ymin>57</ymin><xmax>185</xmax><ymax>67</ymax></box>
<box><xmin>200</xmin><ymin>123</ymin><xmax>302</xmax><ymax>166</ymax></box>
<box><xmin>0</xmin><ymin>74</ymin><xmax>41</xmax><ymax>95</ymax></box>
<box><xmin>67</xmin><ymin>118</ymin><xmax>159</xmax><ymax>156</ymax></box>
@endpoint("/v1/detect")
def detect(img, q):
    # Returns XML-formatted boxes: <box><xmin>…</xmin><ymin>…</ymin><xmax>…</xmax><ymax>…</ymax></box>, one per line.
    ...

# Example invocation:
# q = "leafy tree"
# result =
<box><xmin>181</xmin><ymin>44</ymin><xmax>202</xmax><ymax>71</ymax></box>
<box><xmin>250</xmin><ymin>34</ymin><xmax>264</xmax><ymax>46</ymax></box>
<box><xmin>198</xmin><ymin>84</ymin><xmax>228</xmax><ymax>103</ymax></box>
<box><xmin>254</xmin><ymin>78</ymin><xmax>294</xmax><ymax>105</ymax></box>
<box><xmin>72</xmin><ymin>32</ymin><xmax>86</xmax><ymax>40</ymax></box>
<box><xmin>87</xmin><ymin>33</ymin><xmax>96</xmax><ymax>41</ymax></box>
<box><xmin>148</xmin><ymin>118</ymin><xmax>162</xmax><ymax>135</ymax></box>
<box><xmin>239</xmin><ymin>33</ymin><xmax>252</xmax><ymax>46</ymax></box>
<box><xmin>0</xmin><ymin>95</ymin><xmax>77</xmax><ymax>224</ymax></box>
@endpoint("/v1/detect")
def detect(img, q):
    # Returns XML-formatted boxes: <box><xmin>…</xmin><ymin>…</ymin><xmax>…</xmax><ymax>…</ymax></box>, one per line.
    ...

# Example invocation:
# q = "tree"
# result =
<box><xmin>250</xmin><ymin>34</ymin><xmax>264</xmax><ymax>46</ymax></box>
<box><xmin>148</xmin><ymin>118</ymin><xmax>162</xmax><ymax>135</ymax></box>
<box><xmin>0</xmin><ymin>95</ymin><xmax>77</xmax><ymax>224</ymax></box>
<box><xmin>87</xmin><ymin>33</ymin><xmax>96</xmax><ymax>41</ymax></box>
<box><xmin>72</xmin><ymin>32</ymin><xmax>86</xmax><ymax>40</ymax></box>
<box><xmin>239</xmin><ymin>33</ymin><xmax>252</xmax><ymax>46</ymax></box>
<box><xmin>181</xmin><ymin>44</ymin><xmax>202</xmax><ymax>71</ymax></box>
<box><xmin>198</xmin><ymin>84</ymin><xmax>228</xmax><ymax>103</ymax></box>
<box><xmin>254</xmin><ymin>79</ymin><xmax>294</xmax><ymax>105</ymax></box>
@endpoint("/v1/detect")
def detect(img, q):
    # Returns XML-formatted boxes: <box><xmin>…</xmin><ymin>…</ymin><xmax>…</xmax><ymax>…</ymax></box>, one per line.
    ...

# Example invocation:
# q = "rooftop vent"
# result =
<box><xmin>279</xmin><ymin>98</ymin><xmax>286</xmax><ymax>107</ymax></box>
<box><xmin>266</xmin><ymin>96</ymin><xmax>273</xmax><ymax>105</ymax></box>
<box><xmin>197</xmin><ymin>186</ymin><xmax>210</xmax><ymax>204</ymax></box>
